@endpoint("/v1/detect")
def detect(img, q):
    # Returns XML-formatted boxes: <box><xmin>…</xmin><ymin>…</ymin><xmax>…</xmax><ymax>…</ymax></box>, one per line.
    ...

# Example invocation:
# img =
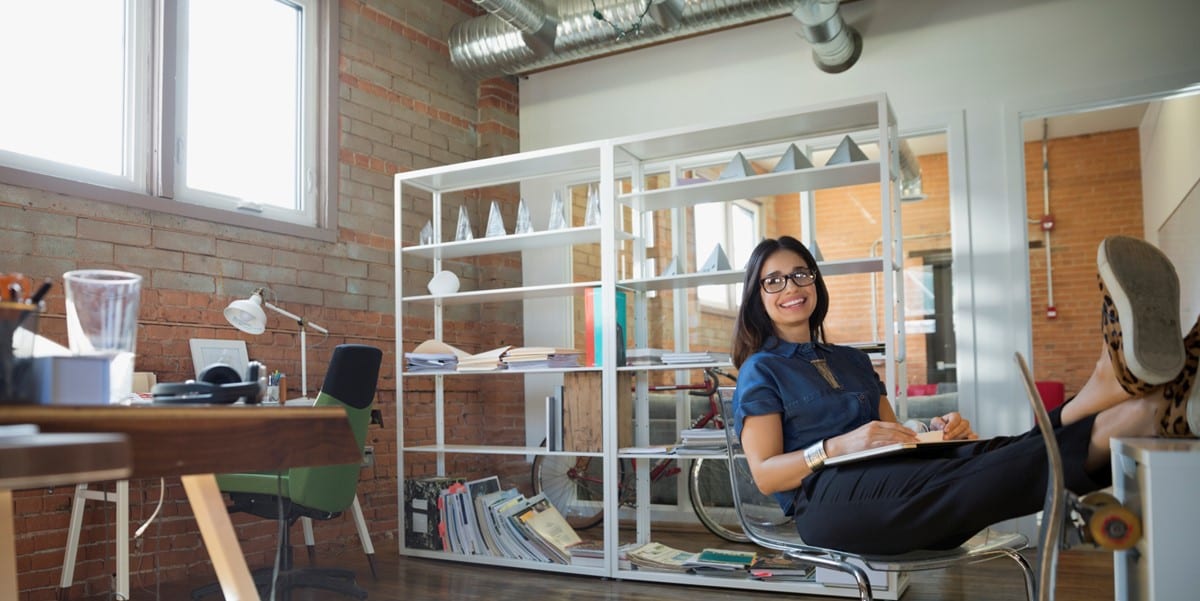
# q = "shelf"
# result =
<box><xmin>620</xmin><ymin>161</ymin><xmax>879</xmax><ymax>212</ymax></box>
<box><xmin>403</xmin><ymin>226</ymin><xmax>613</xmax><ymax>260</ymax></box>
<box><xmin>402</xmin><ymin>366</ymin><xmax>601</xmax><ymax>377</ymax></box>
<box><xmin>617</xmin><ymin>362</ymin><xmax>732</xmax><ymax>372</ymax></box>
<box><xmin>613</xmin><ymin>96</ymin><xmax>885</xmax><ymax>163</ymax></box>
<box><xmin>395</xmin><ymin>140</ymin><xmax>606</xmax><ymax>192</ymax></box>
<box><xmin>403</xmin><ymin>444</ymin><xmax>602</xmax><ymax>457</ymax></box>
<box><xmin>403</xmin><ymin>548</ymin><xmax>607</xmax><ymax>576</ymax></box>
<box><xmin>620</xmin><ymin>258</ymin><xmax>883</xmax><ymax>292</ymax></box>
<box><xmin>395</xmin><ymin>94</ymin><xmax>902</xmax><ymax>590</ymax></box>
<box><xmin>402</xmin><ymin>281</ymin><xmax>602</xmax><ymax>305</ymax></box>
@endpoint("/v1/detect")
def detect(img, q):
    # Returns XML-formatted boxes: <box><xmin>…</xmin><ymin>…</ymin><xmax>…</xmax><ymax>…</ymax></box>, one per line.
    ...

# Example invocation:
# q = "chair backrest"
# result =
<box><xmin>288</xmin><ymin>344</ymin><xmax>383</xmax><ymax>513</ymax></box>
<box><xmin>717</xmin><ymin>388</ymin><xmax>813</xmax><ymax>555</ymax></box>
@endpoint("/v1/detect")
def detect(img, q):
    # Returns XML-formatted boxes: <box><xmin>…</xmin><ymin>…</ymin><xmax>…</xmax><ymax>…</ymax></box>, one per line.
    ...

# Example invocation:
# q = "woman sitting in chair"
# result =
<box><xmin>732</xmin><ymin>235</ymin><xmax>1198</xmax><ymax>555</ymax></box>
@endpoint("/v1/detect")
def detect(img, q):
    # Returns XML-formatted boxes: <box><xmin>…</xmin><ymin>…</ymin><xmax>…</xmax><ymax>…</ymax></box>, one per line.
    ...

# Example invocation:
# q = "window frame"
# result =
<box><xmin>694</xmin><ymin>198</ymin><xmax>762</xmax><ymax>311</ymax></box>
<box><xmin>0</xmin><ymin>0</ymin><xmax>338</xmax><ymax>241</ymax></box>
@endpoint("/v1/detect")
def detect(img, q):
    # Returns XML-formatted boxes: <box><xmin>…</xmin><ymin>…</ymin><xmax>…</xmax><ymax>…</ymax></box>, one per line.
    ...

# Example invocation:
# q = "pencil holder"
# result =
<box><xmin>0</xmin><ymin>302</ymin><xmax>39</xmax><ymax>404</ymax></box>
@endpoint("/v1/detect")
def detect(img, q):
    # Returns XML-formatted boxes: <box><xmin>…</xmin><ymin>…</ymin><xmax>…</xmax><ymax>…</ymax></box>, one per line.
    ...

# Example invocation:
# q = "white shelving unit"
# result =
<box><xmin>393</xmin><ymin>93</ymin><xmax>906</xmax><ymax>598</ymax></box>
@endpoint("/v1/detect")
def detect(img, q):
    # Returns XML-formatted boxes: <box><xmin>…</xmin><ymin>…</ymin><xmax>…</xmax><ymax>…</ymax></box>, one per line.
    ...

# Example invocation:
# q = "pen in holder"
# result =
<box><xmin>267</xmin><ymin>371</ymin><xmax>282</xmax><ymax>404</ymax></box>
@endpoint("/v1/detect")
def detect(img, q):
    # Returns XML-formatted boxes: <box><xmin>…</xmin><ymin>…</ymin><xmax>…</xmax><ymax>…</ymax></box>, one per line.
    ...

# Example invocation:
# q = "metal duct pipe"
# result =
<box><xmin>898</xmin><ymin>139</ymin><xmax>925</xmax><ymax>202</ymax></box>
<box><xmin>450</xmin><ymin>0</ymin><xmax>859</xmax><ymax>77</ymax></box>
<box><xmin>792</xmin><ymin>0</ymin><xmax>861</xmax><ymax>73</ymax></box>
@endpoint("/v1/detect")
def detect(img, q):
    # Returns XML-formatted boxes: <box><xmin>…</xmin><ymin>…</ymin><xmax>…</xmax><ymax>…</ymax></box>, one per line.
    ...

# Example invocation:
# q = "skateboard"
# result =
<box><xmin>1014</xmin><ymin>352</ymin><xmax>1142</xmax><ymax>601</ymax></box>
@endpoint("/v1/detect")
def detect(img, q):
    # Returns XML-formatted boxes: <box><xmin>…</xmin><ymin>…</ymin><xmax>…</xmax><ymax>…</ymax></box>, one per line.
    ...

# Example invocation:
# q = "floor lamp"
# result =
<box><xmin>224</xmin><ymin>288</ymin><xmax>328</xmax><ymax>401</ymax></box>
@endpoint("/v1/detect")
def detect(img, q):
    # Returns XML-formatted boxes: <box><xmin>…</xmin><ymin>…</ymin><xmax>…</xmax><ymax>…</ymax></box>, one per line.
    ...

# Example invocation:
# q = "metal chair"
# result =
<box><xmin>717</xmin><ymin>388</ymin><xmax>1036</xmax><ymax>601</ymax></box>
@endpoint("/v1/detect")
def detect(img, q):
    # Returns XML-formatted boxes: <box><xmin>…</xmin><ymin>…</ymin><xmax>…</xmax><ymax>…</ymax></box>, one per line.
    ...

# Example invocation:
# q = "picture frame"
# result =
<box><xmin>188</xmin><ymin>338</ymin><xmax>250</xmax><ymax>378</ymax></box>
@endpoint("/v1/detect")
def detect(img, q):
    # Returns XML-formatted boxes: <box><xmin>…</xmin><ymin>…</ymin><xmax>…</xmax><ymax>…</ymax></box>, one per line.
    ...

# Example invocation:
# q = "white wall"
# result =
<box><xmin>518</xmin><ymin>0</ymin><xmax>1200</xmax><ymax>439</ymax></box>
<box><xmin>1141</xmin><ymin>95</ymin><xmax>1200</xmax><ymax>324</ymax></box>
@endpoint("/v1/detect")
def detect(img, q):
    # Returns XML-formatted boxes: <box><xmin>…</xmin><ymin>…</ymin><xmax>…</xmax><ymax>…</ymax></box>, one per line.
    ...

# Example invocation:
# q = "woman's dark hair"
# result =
<box><xmin>731</xmin><ymin>236</ymin><xmax>829</xmax><ymax>367</ymax></box>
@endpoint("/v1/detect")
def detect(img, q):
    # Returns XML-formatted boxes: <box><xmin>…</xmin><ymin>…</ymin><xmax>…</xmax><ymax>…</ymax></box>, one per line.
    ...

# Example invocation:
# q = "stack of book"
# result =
<box><xmin>502</xmin><ymin>347</ymin><xmax>582</xmax><ymax>370</ymax></box>
<box><xmin>456</xmin><ymin>346</ymin><xmax>511</xmax><ymax>372</ymax></box>
<box><xmin>747</xmin><ymin>554</ymin><xmax>816</xmax><ymax>581</ymax></box>
<box><xmin>404</xmin><ymin>339</ymin><xmax>468</xmax><ymax>372</ymax></box>
<box><xmin>435</xmin><ymin>475</ymin><xmax>582</xmax><ymax>564</ymax></box>
<box><xmin>682</xmin><ymin>548</ymin><xmax>758</xmax><ymax>571</ymax></box>
<box><xmin>625</xmin><ymin>348</ymin><xmax>666</xmax><ymax>366</ymax></box>
<box><xmin>626</xmin><ymin>542</ymin><xmax>696</xmax><ymax>572</ymax></box>
<box><xmin>660</xmin><ymin>350</ymin><xmax>731</xmax><ymax>365</ymax></box>
<box><xmin>673</xmin><ymin>427</ymin><xmax>727</xmax><ymax>455</ymax></box>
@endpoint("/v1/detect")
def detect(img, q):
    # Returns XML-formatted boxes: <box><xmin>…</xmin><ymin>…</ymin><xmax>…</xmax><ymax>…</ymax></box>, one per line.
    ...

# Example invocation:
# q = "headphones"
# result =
<box><xmin>152</xmin><ymin>361</ymin><xmax>266</xmax><ymax>405</ymax></box>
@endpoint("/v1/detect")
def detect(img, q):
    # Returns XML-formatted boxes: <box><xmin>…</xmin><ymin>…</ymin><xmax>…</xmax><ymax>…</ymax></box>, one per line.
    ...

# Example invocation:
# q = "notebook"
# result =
<box><xmin>824</xmin><ymin>430</ymin><xmax>979</xmax><ymax>466</ymax></box>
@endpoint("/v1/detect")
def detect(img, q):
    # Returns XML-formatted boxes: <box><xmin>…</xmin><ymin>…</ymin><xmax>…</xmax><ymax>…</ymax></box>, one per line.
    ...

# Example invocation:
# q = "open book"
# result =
<box><xmin>824</xmin><ymin>430</ymin><xmax>979</xmax><ymax>466</ymax></box>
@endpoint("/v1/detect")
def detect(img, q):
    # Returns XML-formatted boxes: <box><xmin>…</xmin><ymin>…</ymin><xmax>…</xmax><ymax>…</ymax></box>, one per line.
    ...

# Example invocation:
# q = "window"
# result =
<box><xmin>693</xmin><ymin>199</ymin><xmax>761</xmax><ymax>310</ymax></box>
<box><xmin>0</xmin><ymin>0</ymin><xmax>335</xmax><ymax>235</ymax></box>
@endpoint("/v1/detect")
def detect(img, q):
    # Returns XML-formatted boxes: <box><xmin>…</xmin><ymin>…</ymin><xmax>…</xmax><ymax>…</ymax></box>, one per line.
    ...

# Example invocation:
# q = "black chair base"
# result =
<box><xmin>191</xmin><ymin>565</ymin><xmax>367</xmax><ymax>600</ymax></box>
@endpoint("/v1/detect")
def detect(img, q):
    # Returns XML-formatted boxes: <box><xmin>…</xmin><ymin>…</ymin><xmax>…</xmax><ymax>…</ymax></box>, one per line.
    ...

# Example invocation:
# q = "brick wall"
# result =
<box><xmin>2</xmin><ymin>1</ymin><xmax>519</xmax><ymax>598</ymax></box>
<box><xmin>1024</xmin><ymin>129</ymin><xmax>1144</xmax><ymax>396</ymax></box>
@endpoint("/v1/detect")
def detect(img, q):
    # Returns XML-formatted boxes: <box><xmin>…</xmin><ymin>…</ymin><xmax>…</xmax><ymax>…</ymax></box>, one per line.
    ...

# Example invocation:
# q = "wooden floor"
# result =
<box><xmin>98</xmin><ymin>528</ymin><xmax>1118</xmax><ymax>601</ymax></box>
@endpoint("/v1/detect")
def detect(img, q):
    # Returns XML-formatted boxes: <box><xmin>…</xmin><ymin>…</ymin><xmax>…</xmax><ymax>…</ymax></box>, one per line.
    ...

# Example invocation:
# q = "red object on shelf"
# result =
<box><xmin>1036</xmin><ymin>381</ymin><xmax>1066</xmax><ymax>411</ymax></box>
<box><xmin>906</xmin><ymin>384</ymin><xmax>939</xmax><ymax>397</ymax></box>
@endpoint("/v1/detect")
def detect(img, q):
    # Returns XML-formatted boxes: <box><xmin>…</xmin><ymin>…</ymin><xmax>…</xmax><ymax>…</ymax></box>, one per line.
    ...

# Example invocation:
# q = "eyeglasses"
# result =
<box><xmin>759</xmin><ymin>269</ymin><xmax>816</xmax><ymax>294</ymax></box>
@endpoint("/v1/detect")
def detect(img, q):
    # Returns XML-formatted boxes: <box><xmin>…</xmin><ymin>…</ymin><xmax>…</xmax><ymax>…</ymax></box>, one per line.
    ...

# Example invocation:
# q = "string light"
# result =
<box><xmin>591</xmin><ymin>0</ymin><xmax>653</xmax><ymax>40</ymax></box>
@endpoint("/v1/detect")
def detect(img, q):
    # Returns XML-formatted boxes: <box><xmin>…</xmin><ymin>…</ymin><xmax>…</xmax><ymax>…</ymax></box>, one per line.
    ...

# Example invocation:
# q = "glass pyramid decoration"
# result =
<box><xmin>826</xmin><ymin>136</ymin><xmax>869</xmax><ymax>166</ymax></box>
<box><xmin>718</xmin><ymin>152</ymin><xmax>756</xmax><ymax>180</ymax></box>
<box><xmin>485</xmin><ymin>201</ymin><xmax>507</xmax><ymax>237</ymax></box>
<box><xmin>547</xmin><ymin>191</ymin><xmax>568</xmax><ymax>230</ymax></box>
<box><xmin>514</xmin><ymin>198</ymin><xmax>533</xmax><ymax>234</ymax></box>
<box><xmin>454</xmin><ymin>205</ymin><xmax>474</xmax><ymax>241</ymax></box>
<box><xmin>419</xmin><ymin>220</ymin><xmax>435</xmax><ymax>246</ymax></box>
<box><xmin>700</xmin><ymin>244</ymin><xmax>732</xmax><ymax>272</ymax></box>
<box><xmin>772</xmin><ymin>144</ymin><xmax>814</xmax><ymax>173</ymax></box>
<box><xmin>659</xmin><ymin>256</ymin><xmax>679</xmax><ymax>277</ymax></box>
<box><xmin>584</xmin><ymin>185</ymin><xmax>601</xmax><ymax>226</ymax></box>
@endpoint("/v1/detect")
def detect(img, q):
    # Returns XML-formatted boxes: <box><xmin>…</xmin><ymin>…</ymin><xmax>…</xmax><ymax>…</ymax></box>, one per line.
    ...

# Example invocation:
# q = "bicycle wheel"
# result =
<box><xmin>688</xmin><ymin>456</ymin><xmax>750</xmax><ymax>543</ymax></box>
<box><xmin>531</xmin><ymin>448</ymin><xmax>612</xmax><ymax>530</ymax></box>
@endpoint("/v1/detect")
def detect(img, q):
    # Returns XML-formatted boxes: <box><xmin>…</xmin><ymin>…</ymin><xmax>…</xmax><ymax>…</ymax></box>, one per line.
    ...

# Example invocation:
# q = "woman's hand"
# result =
<box><xmin>930</xmin><ymin>412</ymin><xmax>979</xmax><ymax>440</ymax></box>
<box><xmin>825</xmin><ymin>420</ymin><xmax>920</xmax><ymax>458</ymax></box>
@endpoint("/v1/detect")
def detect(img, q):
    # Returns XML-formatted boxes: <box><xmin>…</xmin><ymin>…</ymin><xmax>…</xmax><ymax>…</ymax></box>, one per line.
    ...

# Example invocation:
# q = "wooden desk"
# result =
<box><xmin>0</xmin><ymin>405</ymin><xmax>360</xmax><ymax>601</ymax></box>
<box><xmin>1</xmin><ymin>431</ymin><xmax>132</xmax><ymax>601</ymax></box>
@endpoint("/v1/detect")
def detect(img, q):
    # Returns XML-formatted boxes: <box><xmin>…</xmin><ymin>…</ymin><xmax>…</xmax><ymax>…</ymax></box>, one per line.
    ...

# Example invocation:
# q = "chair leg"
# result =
<box><xmin>302</xmin><ymin>516</ymin><xmax>316</xmax><ymax>564</ymax></box>
<box><xmin>785</xmin><ymin>551</ymin><xmax>875</xmax><ymax>601</ymax></box>
<box><xmin>1004</xmin><ymin>548</ymin><xmax>1037</xmax><ymax>601</ymax></box>
<box><xmin>349</xmin><ymin>495</ymin><xmax>377</xmax><ymax>579</ymax></box>
<box><xmin>58</xmin><ymin>484</ymin><xmax>88</xmax><ymax>598</ymax></box>
<box><xmin>57</xmin><ymin>482</ymin><xmax>130</xmax><ymax>601</ymax></box>
<box><xmin>115</xmin><ymin>480</ymin><xmax>129</xmax><ymax>598</ymax></box>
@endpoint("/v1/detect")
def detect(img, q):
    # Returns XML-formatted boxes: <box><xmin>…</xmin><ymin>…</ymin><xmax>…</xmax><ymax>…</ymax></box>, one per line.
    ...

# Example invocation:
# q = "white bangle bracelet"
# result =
<box><xmin>803</xmin><ymin>439</ymin><xmax>828</xmax><ymax>471</ymax></box>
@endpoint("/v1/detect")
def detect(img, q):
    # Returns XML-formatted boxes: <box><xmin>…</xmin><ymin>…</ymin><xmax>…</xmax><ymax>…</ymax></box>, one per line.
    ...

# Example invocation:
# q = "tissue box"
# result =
<box><xmin>32</xmin><ymin>355</ymin><xmax>110</xmax><ymax>405</ymax></box>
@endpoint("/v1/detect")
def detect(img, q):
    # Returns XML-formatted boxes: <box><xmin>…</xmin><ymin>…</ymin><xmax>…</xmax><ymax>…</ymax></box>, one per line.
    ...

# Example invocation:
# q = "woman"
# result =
<box><xmin>731</xmin><ymin>235</ymin><xmax>1197</xmax><ymax>554</ymax></box>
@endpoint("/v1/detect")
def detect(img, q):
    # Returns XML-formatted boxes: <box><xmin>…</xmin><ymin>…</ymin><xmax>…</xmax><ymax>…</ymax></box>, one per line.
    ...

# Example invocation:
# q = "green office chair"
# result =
<box><xmin>193</xmin><ymin>343</ymin><xmax>383</xmax><ymax>600</ymax></box>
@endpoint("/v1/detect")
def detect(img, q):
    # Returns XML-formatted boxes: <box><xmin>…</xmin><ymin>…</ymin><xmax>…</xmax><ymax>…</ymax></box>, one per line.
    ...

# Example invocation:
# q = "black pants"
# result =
<box><xmin>793</xmin><ymin>406</ymin><xmax>1109</xmax><ymax>554</ymax></box>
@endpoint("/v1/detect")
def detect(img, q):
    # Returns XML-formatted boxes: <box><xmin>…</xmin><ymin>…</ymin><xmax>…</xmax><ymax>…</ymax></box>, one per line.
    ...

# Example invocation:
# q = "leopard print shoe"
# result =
<box><xmin>1097</xmin><ymin>235</ymin><xmax>1185</xmax><ymax>396</ymax></box>
<box><xmin>1159</xmin><ymin>315</ymin><xmax>1200</xmax><ymax>438</ymax></box>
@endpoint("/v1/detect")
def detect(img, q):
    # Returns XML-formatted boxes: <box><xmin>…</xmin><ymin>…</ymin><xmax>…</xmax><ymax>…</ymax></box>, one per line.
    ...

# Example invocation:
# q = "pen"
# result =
<box><xmin>28</xmin><ymin>278</ymin><xmax>52</xmax><ymax>305</ymax></box>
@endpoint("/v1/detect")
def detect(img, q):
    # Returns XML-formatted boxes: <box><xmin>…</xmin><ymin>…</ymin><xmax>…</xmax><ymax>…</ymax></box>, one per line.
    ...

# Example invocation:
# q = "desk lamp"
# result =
<box><xmin>224</xmin><ymin>288</ymin><xmax>328</xmax><ymax>401</ymax></box>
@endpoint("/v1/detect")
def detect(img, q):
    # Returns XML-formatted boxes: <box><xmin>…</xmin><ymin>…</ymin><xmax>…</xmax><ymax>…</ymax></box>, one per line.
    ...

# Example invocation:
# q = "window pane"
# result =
<box><xmin>729</xmin><ymin>204</ymin><xmax>756</xmax><ymax>270</ymax></box>
<box><xmin>184</xmin><ymin>0</ymin><xmax>299</xmax><ymax>209</ymax></box>
<box><xmin>694</xmin><ymin>202</ymin><xmax>726</xmax><ymax>306</ymax></box>
<box><xmin>0</xmin><ymin>1</ymin><xmax>126</xmax><ymax>174</ymax></box>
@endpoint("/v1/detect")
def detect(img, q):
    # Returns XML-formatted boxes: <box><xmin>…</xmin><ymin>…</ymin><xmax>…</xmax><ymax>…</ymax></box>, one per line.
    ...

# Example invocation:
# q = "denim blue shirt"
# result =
<box><xmin>734</xmin><ymin>337</ymin><xmax>886</xmax><ymax>514</ymax></box>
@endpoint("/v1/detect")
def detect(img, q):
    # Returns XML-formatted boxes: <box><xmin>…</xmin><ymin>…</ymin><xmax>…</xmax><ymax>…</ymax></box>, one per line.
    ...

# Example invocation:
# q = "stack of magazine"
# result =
<box><xmin>404</xmin><ymin>339</ymin><xmax>469</xmax><ymax>372</ymax></box>
<box><xmin>437</xmin><ymin>475</ymin><xmax>582</xmax><ymax>563</ymax></box>
<box><xmin>502</xmin><ymin>347</ymin><xmax>582</xmax><ymax>370</ymax></box>
<box><xmin>661</xmin><ymin>350</ymin><xmax>731</xmax><ymax>365</ymax></box>
<box><xmin>673</xmin><ymin>427</ymin><xmax>727</xmax><ymax>455</ymax></box>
